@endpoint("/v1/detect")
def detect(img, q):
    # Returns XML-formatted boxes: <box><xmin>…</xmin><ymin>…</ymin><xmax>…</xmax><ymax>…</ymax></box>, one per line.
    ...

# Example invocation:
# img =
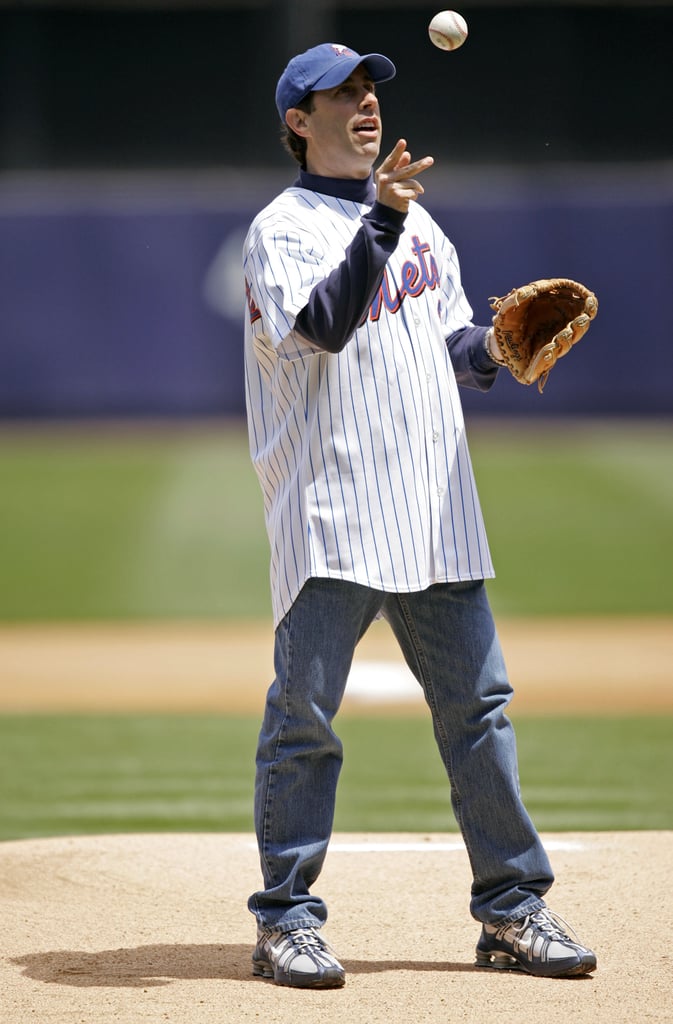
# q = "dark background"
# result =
<box><xmin>1</xmin><ymin>0</ymin><xmax>671</xmax><ymax>170</ymax></box>
<box><xmin>1</xmin><ymin>1</ymin><xmax>672</xmax><ymax>419</ymax></box>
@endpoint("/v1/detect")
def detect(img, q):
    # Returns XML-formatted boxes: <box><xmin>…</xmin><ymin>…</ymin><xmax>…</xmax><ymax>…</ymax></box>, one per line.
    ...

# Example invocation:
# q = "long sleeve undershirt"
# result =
<box><xmin>292</xmin><ymin>169</ymin><xmax>499</xmax><ymax>391</ymax></box>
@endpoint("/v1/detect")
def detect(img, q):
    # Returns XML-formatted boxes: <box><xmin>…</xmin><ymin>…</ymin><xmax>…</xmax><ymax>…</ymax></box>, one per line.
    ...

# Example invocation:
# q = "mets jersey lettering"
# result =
<box><xmin>244</xmin><ymin>188</ymin><xmax>494</xmax><ymax>626</ymax></box>
<box><xmin>368</xmin><ymin>235</ymin><xmax>440</xmax><ymax>321</ymax></box>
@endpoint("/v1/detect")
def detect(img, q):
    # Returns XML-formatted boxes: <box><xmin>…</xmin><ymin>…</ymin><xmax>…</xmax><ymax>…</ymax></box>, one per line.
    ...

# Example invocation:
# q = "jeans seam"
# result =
<box><xmin>393</xmin><ymin>591</ymin><xmax>476</xmax><ymax>881</ymax></box>
<box><xmin>260</xmin><ymin>614</ymin><xmax>293</xmax><ymax>889</ymax></box>
<box><xmin>394</xmin><ymin>594</ymin><xmax>447</xmax><ymax>746</ymax></box>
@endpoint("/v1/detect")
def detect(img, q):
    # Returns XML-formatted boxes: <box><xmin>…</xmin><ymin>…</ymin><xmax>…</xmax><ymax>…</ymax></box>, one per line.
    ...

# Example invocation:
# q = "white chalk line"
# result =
<box><xmin>329</xmin><ymin>840</ymin><xmax>586</xmax><ymax>853</ymax></box>
<box><xmin>246</xmin><ymin>840</ymin><xmax>586</xmax><ymax>854</ymax></box>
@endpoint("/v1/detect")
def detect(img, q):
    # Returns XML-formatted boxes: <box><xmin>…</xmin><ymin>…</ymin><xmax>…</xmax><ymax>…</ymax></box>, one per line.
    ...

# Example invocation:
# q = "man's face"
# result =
<box><xmin>299</xmin><ymin>65</ymin><xmax>382</xmax><ymax>179</ymax></box>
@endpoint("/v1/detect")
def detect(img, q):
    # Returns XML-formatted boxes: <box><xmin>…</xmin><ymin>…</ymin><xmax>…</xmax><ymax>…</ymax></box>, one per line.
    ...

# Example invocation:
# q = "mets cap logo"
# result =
<box><xmin>330</xmin><ymin>45</ymin><xmax>354</xmax><ymax>58</ymax></box>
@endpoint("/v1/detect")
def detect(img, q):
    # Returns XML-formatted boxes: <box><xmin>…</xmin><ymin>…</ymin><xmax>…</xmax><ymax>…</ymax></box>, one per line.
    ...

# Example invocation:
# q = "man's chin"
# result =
<box><xmin>353</xmin><ymin>142</ymin><xmax>380</xmax><ymax>169</ymax></box>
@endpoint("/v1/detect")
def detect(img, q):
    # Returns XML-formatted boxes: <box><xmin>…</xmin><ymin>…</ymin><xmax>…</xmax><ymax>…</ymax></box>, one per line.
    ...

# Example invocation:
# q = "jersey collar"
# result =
<box><xmin>295</xmin><ymin>169</ymin><xmax>376</xmax><ymax>205</ymax></box>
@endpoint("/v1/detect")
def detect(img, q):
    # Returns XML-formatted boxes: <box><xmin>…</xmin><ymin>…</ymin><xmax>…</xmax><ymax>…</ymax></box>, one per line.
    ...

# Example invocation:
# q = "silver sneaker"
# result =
<box><xmin>252</xmin><ymin>926</ymin><xmax>346</xmax><ymax>988</ymax></box>
<box><xmin>476</xmin><ymin>908</ymin><xmax>597</xmax><ymax>978</ymax></box>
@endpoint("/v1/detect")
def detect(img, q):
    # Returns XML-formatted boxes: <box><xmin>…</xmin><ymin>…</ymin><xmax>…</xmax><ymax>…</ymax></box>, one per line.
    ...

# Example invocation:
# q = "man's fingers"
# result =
<box><xmin>378</xmin><ymin>152</ymin><xmax>434</xmax><ymax>182</ymax></box>
<box><xmin>377</xmin><ymin>162</ymin><xmax>433</xmax><ymax>197</ymax></box>
<box><xmin>376</xmin><ymin>140</ymin><xmax>433</xmax><ymax>211</ymax></box>
<box><xmin>379</xmin><ymin>140</ymin><xmax>433</xmax><ymax>172</ymax></box>
<box><xmin>393</xmin><ymin>179</ymin><xmax>425</xmax><ymax>197</ymax></box>
<box><xmin>379</xmin><ymin>138</ymin><xmax>409</xmax><ymax>170</ymax></box>
<box><xmin>393</xmin><ymin>156</ymin><xmax>434</xmax><ymax>180</ymax></box>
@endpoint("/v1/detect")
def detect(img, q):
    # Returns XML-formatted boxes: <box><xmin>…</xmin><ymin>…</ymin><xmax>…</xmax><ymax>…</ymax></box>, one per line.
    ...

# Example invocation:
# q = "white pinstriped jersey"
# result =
<box><xmin>243</xmin><ymin>187</ymin><xmax>495</xmax><ymax>626</ymax></box>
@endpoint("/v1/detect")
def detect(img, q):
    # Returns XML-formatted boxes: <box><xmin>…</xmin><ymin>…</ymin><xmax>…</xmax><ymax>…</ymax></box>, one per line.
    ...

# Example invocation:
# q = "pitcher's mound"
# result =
<box><xmin>2</xmin><ymin>831</ymin><xmax>672</xmax><ymax>1023</ymax></box>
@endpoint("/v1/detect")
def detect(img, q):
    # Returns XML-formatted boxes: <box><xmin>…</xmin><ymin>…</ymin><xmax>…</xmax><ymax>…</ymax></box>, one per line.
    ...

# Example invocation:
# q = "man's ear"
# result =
<box><xmin>286</xmin><ymin>108</ymin><xmax>310</xmax><ymax>137</ymax></box>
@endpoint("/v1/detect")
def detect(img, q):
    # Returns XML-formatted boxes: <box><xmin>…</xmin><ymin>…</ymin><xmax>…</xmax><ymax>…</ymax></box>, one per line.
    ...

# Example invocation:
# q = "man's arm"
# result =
<box><xmin>294</xmin><ymin>202</ymin><xmax>405</xmax><ymax>353</ymax></box>
<box><xmin>446</xmin><ymin>325</ymin><xmax>502</xmax><ymax>392</ymax></box>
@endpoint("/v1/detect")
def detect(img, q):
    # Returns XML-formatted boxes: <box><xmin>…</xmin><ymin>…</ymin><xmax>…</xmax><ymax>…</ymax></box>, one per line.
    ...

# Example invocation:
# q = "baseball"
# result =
<box><xmin>428</xmin><ymin>10</ymin><xmax>468</xmax><ymax>51</ymax></box>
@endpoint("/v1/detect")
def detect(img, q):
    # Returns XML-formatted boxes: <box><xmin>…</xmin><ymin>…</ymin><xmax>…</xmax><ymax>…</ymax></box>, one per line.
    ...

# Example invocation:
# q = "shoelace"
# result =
<box><xmin>526</xmin><ymin>909</ymin><xmax>580</xmax><ymax>943</ymax></box>
<box><xmin>284</xmin><ymin>928</ymin><xmax>324</xmax><ymax>950</ymax></box>
<box><xmin>274</xmin><ymin>927</ymin><xmax>336</xmax><ymax>957</ymax></box>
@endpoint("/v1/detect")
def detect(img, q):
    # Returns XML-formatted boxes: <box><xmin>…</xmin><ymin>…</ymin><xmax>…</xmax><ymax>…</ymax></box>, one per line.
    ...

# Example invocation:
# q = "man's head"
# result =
<box><xmin>275</xmin><ymin>43</ymin><xmax>396</xmax><ymax>124</ymax></box>
<box><xmin>275</xmin><ymin>43</ymin><xmax>396</xmax><ymax>176</ymax></box>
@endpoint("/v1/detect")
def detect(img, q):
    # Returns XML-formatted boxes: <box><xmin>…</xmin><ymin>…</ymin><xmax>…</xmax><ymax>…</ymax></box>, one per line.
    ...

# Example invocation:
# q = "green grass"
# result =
<box><xmin>0</xmin><ymin>418</ymin><xmax>671</xmax><ymax>620</ymax></box>
<box><xmin>0</xmin><ymin>423</ymin><xmax>269</xmax><ymax>620</ymax></box>
<box><xmin>470</xmin><ymin>419</ymin><xmax>673</xmax><ymax>616</ymax></box>
<box><xmin>0</xmin><ymin>714</ymin><xmax>671</xmax><ymax>842</ymax></box>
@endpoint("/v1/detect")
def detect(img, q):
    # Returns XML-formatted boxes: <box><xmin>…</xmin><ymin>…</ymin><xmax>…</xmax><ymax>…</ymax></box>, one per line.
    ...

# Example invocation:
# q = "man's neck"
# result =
<box><xmin>295</xmin><ymin>168</ymin><xmax>376</xmax><ymax>204</ymax></box>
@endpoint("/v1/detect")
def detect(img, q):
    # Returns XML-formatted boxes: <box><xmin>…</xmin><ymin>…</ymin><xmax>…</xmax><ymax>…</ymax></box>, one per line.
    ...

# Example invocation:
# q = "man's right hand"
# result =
<box><xmin>375</xmin><ymin>139</ymin><xmax>434</xmax><ymax>213</ymax></box>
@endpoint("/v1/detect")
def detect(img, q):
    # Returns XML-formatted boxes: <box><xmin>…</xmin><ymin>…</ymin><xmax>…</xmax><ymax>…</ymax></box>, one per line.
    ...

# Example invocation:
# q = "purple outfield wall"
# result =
<box><xmin>1</xmin><ymin>167</ymin><xmax>672</xmax><ymax>420</ymax></box>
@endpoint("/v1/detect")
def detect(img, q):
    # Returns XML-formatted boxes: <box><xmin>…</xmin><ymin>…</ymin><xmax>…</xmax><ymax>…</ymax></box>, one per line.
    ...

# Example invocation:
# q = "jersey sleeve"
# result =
<box><xmin>243</xmin><ymin>220</ymin><xmax>326</xmax><ymax>359</ymax></box>
<box><xmin>293</xmin><ymin>202</ymin><xmax>406</xmax><ymax>353</ymax></box>
<box><xmin>244</xmin><ymin>200</ymin><xmax>405</xmax><ymax>360</ymax></box>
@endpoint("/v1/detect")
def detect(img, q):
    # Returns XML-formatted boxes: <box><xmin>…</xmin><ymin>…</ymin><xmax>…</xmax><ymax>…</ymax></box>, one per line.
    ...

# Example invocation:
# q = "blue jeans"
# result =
<box><xmin>248</xmin><ymin>577</ymin><xmax>554</xmax><ymax>932</ymax></box>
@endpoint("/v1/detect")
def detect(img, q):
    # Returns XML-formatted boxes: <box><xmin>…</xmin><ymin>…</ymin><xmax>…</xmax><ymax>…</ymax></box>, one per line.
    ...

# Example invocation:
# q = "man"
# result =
<box><xmin>242</xmin><ymin>42</ymin><xmax>596</xmax><ymax>989</ymax></box>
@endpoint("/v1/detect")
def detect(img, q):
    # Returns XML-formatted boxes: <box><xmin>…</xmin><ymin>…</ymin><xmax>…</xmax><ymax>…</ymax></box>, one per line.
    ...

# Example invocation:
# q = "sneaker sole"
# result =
<box><xmin>475</xmin><ymin>948</ymin><xmax>597</xmax><ymax>978</ymax></box>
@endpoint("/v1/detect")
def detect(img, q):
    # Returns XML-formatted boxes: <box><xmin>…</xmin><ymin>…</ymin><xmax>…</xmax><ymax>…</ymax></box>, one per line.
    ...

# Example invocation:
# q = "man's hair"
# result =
<box><xmin>280</xmin><ymin>93</ymin><xmax>315</xmax><ymax>167</ymax></box>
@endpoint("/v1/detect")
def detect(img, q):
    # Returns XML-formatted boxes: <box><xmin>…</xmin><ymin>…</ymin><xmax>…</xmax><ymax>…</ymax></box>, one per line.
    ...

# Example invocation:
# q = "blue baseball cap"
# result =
<box><xmin>275</xmin><ymin>43</ymin><xmax>396</xmax><ymax>122</ymax></box>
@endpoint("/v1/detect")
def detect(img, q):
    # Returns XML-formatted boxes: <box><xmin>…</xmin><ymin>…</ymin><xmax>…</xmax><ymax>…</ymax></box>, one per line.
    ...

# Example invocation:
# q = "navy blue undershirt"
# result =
<box><xmin>292</xmin><ymin>169</ymin><xmax>498</xmax><ymax>391</ymax></box>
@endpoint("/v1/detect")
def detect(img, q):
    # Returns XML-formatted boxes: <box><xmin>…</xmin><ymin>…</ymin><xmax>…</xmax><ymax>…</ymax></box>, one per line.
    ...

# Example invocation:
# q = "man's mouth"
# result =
<box><xmin>354</xmin><ymin>120</ymin><xmax>378</xmax><ymax>136</ymax></box>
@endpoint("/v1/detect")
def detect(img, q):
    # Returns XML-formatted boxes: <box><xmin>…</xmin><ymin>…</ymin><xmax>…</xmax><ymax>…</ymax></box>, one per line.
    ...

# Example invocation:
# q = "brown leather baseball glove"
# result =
<box><xmin>489</xmin><ymin>278</ymin><xmax>598</xmax><ymax>392</ymax></box>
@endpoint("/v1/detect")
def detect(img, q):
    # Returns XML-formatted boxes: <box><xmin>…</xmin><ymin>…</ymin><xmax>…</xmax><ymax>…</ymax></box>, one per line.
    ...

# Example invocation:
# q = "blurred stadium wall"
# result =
<box><xmin>1</xmin><ymin>1</ymin><xmax>672</xmax><ymax>419</ymax></box>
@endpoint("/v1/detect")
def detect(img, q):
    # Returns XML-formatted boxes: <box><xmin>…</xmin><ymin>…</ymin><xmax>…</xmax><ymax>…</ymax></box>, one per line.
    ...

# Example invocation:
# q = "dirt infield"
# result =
<box><xmin>1</xmin><ymin>616</ymin><xmax>672</xmax><ymax>714</ymax></box>
<box><xmin>2</xmin><ymin>831</ymin><xmax>673</xmax><ymax>1024</ymax></box>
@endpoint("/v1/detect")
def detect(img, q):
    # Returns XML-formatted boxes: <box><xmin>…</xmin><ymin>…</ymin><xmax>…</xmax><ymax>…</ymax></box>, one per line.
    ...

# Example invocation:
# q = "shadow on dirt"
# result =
<box><xmin>10</xmin><ymin>944</ymin><xmax>480</xmax><ymax>987</ymax></box>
